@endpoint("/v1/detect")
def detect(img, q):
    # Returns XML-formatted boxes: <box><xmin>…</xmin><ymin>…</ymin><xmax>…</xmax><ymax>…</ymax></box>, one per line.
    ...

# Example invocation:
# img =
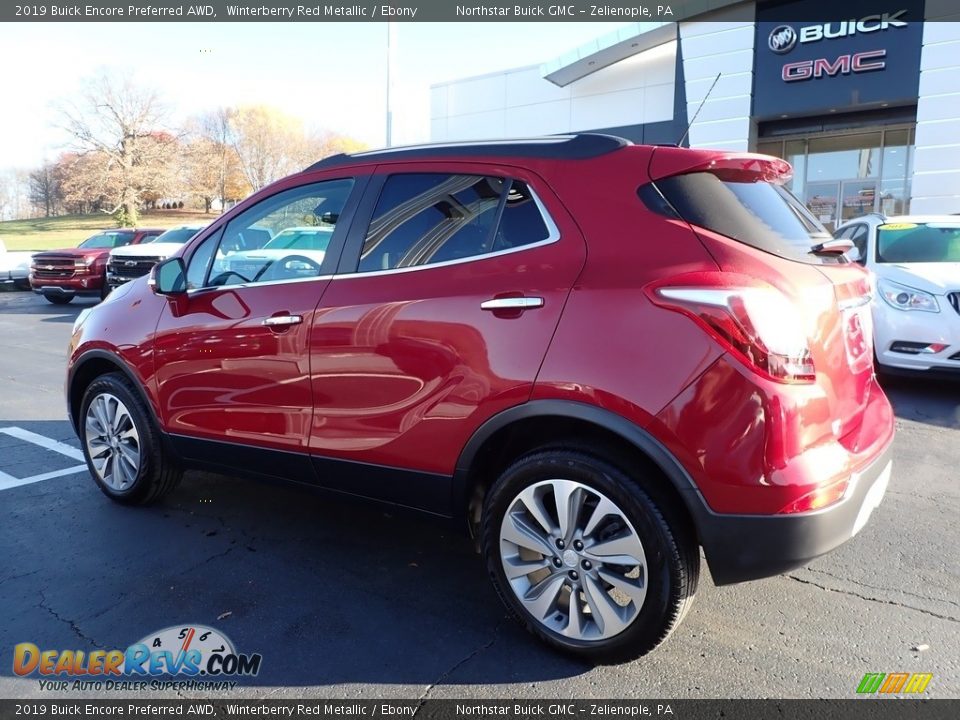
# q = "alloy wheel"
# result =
<box><xmin>84</xmin><ymin>392</ymin><xmax>142</xmax><ymax>491</ymax></box>
<box><xmin>498</xmin><ymin>479</ymin><xmax>648</xmax><ymax>641</ymax></box>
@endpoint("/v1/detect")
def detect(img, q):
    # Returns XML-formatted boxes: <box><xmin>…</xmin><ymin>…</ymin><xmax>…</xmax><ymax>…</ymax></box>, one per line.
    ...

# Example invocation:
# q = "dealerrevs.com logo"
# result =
<box><xmin>13</xmin><ymin>625</ymin><xmax>262</xmax><ymax>692</ymax></box>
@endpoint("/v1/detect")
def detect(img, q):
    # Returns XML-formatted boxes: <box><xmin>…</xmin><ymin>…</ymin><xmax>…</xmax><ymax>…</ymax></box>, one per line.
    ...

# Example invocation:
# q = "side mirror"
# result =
<box><xmin>150</xmin><ymin>257</ymin><xmax>187</xmax><ymax>295</ymax></box>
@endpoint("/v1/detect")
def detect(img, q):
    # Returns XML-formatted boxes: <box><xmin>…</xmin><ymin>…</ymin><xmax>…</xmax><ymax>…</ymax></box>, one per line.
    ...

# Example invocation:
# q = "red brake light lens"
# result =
<box><xmin>650</xmin><ymin>276</ymin><xmax>816</xmax><ymax>384</ymax></box>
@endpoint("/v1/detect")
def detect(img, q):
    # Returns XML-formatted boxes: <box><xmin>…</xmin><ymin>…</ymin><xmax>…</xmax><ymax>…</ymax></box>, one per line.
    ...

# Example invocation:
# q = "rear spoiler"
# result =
<box><xmin>648</xmin><ymin>146</ymin><xmax>793</xmax><ymax>185</ymax></box>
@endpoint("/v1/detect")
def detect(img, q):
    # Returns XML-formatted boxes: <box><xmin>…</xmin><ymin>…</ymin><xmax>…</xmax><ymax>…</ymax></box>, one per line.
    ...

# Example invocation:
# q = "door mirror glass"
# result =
<box><xmin>152</xmin><ymin>257</ymin><xmax>187</xmax><ymax>295</ymax></box>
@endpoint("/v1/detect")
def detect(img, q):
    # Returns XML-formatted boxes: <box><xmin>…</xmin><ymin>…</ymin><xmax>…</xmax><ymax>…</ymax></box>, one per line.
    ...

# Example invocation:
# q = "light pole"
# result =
<box><xmin>386</xmin><ymin>22</ymin><xmax>395</xmax><ymax>148</ymax></box>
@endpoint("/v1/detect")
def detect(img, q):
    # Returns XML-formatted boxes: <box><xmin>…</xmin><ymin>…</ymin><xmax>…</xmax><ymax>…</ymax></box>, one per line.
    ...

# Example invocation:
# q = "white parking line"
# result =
<box><xmin>0</xmin><ymin>426</ymin><xmax>88</xmax><ymax>492</ymax></box>
<box><xmin>0</xmin><ymin>426</ymin><xmax>85</xmax><ymax>461</ymax></box>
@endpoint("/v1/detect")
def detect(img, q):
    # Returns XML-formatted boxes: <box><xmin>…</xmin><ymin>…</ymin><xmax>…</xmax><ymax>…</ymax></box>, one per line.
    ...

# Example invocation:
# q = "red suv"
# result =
<box><xmin>30</xmin><ymin>227</ymin><xmax>163</xmax><ymax>304</ymax></box>
<box><xmin>66</xmin><ymin>135</ymin><xmax>894</xmax><ymax>662</ymax></box>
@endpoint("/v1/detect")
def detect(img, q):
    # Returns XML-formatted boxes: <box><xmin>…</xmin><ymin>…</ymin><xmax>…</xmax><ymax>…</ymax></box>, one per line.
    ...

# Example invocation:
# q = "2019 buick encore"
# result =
<box><xmin>67</xmin><ymin>135</ymin><xmax>895</xmax><ymax>662</ymax></box>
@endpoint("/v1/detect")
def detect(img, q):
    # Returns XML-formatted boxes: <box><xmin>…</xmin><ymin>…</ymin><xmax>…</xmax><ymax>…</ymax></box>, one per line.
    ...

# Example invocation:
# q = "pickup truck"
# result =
<box><xmin>29</xmin><ymin>228</ymin><xmax>163</xmax><ymax>304</ymax></box>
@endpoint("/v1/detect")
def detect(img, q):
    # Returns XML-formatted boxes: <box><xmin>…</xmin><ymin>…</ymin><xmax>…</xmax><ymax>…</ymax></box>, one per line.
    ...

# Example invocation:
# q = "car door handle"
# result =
<box><xmin>262</xmin><ymin>315</ymin><xmax>303</xmax><ymax>327</ymax></box>
<box><xmin>480</xmin><ymin>297</ymin><xmax>544</xmax><ymax>311</ymax></box>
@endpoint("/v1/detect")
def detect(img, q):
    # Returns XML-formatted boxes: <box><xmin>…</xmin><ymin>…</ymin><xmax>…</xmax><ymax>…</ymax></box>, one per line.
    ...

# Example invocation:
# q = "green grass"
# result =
<box><xmin>0</xmin><ymin>210</ymin><xmax>218</xmax><ymax>251</ymax></box>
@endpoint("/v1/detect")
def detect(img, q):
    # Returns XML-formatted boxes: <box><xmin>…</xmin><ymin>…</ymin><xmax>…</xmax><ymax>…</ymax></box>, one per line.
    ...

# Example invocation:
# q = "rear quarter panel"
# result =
<box><xmin>532</xmin><ymin>147</ymin><xmax>723</xmax><ymax>428</ymax></box>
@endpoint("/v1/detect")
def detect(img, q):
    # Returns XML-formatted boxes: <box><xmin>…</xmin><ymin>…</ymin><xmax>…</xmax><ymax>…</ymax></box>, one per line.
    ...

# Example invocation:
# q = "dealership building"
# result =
<box><xmin>430</xmin><ymin>0</ymin><xmax>960</xmax><ymax>226</ymax></box>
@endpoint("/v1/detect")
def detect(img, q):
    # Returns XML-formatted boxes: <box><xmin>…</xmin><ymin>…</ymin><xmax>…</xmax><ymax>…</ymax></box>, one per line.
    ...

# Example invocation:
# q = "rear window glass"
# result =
<box><xmin>653</xmin><ymin>172</ymin><xmax>831</xmax><ymax>263</ymax></box>
<box><xmin>877</xmin><ymin>223</ymin><xmax>960</xmax><ymax>263</ymax></box>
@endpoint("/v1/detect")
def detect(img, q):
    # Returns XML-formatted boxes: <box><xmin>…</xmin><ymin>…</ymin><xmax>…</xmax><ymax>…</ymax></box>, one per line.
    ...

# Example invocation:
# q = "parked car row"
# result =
<box><xmin>29</xmin><ymin>228</ymin><xmax>165</xmax><ymax>304</ymax></box>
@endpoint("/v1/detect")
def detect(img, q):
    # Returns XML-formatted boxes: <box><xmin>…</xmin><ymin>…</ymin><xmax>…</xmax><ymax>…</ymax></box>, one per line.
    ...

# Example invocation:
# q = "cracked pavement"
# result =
<box><xmin>1</xmin><ymin>290</ymin><xmax>958</xmax><ymax>699</ymax></box>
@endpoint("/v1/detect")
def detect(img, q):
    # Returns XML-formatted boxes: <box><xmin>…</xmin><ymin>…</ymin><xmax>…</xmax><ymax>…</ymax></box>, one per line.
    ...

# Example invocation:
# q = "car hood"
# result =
<box><xmin>109</xmin><ymin>243</ymin><xmax>184</xmax><ymax>258</ymax></box>
<box><xmin>0</xmin><ymin>250</ymin><xmax>34</xmax><ymax>270</ymax></box>
<box><xmin>875</xmin><ymin>262</ymin><xmax>960</xmax><ymax>294</ymax></box>
<box><xmin>33</xmin><ymin>247</ymin><xmax>105</xmax><ymax>260</ymax></box>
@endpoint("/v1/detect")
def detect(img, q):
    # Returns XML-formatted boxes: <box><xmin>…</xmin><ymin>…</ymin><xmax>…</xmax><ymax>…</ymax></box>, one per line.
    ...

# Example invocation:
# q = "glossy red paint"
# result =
<box><xmin>67</xmin><ymin>136</ymin><xmax>895</xmax><ymax>548</ymax></box>
<box><xmin>307</xmin><ymin>161</ymin><xmax>585</xmax><ymax>474</ymax></box>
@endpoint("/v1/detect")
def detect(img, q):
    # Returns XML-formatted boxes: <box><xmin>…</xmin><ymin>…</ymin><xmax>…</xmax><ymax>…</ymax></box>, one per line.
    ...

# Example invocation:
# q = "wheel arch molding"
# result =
<box><xmin>68</xmin><ymin>349</ymin><xmax>160</xmax><ymax>436</ymax></box>
<box><xmin>452</xmin><ymin>399</ymin><xmax>709</xmax><ymax>539</ymax></box>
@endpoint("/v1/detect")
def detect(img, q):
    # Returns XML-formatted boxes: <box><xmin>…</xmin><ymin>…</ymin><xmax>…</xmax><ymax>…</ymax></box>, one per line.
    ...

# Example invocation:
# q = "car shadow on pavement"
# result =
<box><xmin>0</xmin><ymin>422</ymin><xmax>589</xmax><ymax>689</ymax></box>
<box><xmin>880</xmin><ymin>374</ymin><xmax>960</xmax><ymax>429</ymax></box>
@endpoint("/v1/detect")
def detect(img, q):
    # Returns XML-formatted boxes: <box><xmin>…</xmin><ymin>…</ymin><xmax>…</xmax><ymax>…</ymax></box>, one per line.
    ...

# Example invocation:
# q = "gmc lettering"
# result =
<box><xmin>782</xmin><ymin>49</ymin><xmax>887</xmax><ymax>82</ymax></box>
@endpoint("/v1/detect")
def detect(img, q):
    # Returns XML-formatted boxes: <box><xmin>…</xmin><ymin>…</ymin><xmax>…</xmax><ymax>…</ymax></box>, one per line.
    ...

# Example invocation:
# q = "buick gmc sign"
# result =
<box><xmin>781</xmin><ymin>49</ymin><xmax>887</xmax><ymax>82</ymax></box>
<box><xmin>752</xmin><ymin>0</ymin><xmax>923</xmax><ymax>118</ymax></box>
<box><xmin>775</xmin><ymin>11</ymin><xmax>908</xmax><ymax>51</ymax></box>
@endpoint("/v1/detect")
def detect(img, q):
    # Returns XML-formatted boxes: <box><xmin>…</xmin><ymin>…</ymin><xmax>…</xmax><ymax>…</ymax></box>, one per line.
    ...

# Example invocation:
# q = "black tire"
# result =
<box><xmin>481</xmin><ymin>450</ymin><xmax>698</xmax><ymax>663</ymax></box>
<box><xmin>79</xmin><ymin>372</ymin><xmax>182</xmax><ymax>505</ymax></box>
<box><xmin>45</xmin><ymin>294</ymin><xmax>73</xmax><ymax>305</ymax></box>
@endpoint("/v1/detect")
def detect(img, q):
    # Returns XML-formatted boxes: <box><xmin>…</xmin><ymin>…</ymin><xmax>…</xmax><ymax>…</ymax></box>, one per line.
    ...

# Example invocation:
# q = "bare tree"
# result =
<box><xmin>28</xmin><ymin>162</ymin><xmax>63</xmax><ymax>217</ymax></box>
<box><xmin>59</xmin><ymin>71</ymin><xmax>176</xmax><ymax>225</ymax></box>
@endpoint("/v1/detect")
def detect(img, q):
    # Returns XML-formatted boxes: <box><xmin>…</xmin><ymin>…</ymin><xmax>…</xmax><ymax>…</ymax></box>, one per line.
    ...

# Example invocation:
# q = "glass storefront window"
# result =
<box><xmin>807</xmin><ymin>133</ymin><xmax>882</xmax><ymax>182</ymax></box>
<box><xmin>784</xmin><ymin>140</ymin><xmax>806</xmax><ymax>198</ymax></box>
<box><xmin>757</xmin><ymin>127</ymin><xmax>914</xmax><ymax>230</ymax></box>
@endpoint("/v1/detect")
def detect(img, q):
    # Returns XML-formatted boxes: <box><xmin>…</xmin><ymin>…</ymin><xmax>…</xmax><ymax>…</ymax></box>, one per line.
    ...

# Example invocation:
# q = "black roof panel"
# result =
<box><xmin>304</xmin><ymin>133</ymin><xmax>631</xmax><ymax>172</ymax></box>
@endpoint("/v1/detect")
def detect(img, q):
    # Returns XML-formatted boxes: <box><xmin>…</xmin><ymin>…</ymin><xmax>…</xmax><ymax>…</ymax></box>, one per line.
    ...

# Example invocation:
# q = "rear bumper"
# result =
<box><xmin>695</xmin><ymin>442</ymin><xmax>893</xmax><ymax>585</ymax></box>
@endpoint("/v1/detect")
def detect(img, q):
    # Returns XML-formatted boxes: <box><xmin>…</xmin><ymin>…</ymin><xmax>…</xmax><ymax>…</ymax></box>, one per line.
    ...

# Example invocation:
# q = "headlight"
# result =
<box><xmin>74</xmin><ymin>257</ymin><xmax>94</xmax><ymax>268</ymax></box>
<box><xmin>877</xmin><ymin>279</ymin><xmax>940</xmax><ymax>313</ymax></box>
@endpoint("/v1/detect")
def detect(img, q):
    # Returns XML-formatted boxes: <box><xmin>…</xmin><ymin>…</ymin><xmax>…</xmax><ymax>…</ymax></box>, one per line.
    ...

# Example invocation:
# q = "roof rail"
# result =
<box><xmin>303</xmin><ymin>133</ymin><xmax>631</xmax><ymax>172</ymax></box>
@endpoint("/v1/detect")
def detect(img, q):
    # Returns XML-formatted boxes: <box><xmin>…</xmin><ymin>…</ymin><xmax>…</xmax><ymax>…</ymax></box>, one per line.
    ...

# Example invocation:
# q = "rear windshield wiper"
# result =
<box><xmin>809</xmin><ymin>238</ymin><xmax>855</xmax><ymax>257</ymax></box>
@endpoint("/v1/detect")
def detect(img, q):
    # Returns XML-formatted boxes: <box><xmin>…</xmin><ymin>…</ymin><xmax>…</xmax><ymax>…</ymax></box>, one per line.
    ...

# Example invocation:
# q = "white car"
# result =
<box><xmin>0</xmin><ymin>238</ymin><xmax>34</xmax><ymax>290</ymax></box>
<box><xmin>213</xmin><ymin>226</ymin><xmax>332</xmax><ymax>286</ymax></box>
<box><xmin>834</xmin><ymin>214</ymin><xmax>960</xmax><ymax>375</ymax></box>
<box><xmin>106</xmin><ymin>224</ymin><xmax>206</xmax><ymax>291</ymax></box>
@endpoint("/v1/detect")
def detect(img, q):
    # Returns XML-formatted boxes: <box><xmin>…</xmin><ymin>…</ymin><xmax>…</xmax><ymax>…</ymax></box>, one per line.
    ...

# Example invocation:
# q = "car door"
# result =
<box><xmin>307</xmin><ymin>163</ymin><xmax>587</xmax><ymax>512</ymax></box>
<box><xmin>152</xmin><ymin>174</ymin><xmax>366</xmax><ymax>476</ymax></box>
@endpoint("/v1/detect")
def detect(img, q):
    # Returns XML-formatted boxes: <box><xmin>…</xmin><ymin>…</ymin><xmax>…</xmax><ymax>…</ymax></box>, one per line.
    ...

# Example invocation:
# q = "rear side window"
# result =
<box><xmin>358</xmin><ymin>174</ymin><xmax>554</xmax><ymax>273</ymax></box>
<box><xmin>652</xmin><ymin>172</ymin><xmax>831</xmax><ymax>263</ymax></box>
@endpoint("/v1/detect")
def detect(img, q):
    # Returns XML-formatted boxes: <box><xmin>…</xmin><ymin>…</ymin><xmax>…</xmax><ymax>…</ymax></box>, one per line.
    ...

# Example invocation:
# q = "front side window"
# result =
<box><xmin>877</xmin><ymin>222</ymin><xmax>960</xmax><ymax>263</ymax></box>
<box><xmin>358</xmin><ymin>174</ymin><xmax>553</xmax><ymax>273</ymax></box>
<box><xmin>192</xmin><ymin>178</ymin><xmax>353</xmax><ymax>288</ymax></box>
<box><xmin>849</xmin><ymin>225</ymin><xmax>868</xmax><ymax>264</ymax></box>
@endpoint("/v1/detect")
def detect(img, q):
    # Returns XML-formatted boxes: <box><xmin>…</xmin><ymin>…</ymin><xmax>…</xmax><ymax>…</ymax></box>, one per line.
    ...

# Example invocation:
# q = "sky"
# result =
<box><xmin>0</xmin><ymin>21</ymin><xmax>631</xmax><ymax>169</ymax></box>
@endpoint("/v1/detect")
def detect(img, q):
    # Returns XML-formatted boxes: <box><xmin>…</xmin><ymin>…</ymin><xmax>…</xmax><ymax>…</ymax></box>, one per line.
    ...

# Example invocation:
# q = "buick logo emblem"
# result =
<box><xmin>769</xmin><ymin>25</ymin><xmax>797</xmax><ymax>54</ymax></box>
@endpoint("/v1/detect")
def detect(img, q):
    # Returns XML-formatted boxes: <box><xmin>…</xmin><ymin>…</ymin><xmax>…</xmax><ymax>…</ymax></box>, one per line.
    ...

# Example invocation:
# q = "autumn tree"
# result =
<box><xmin>183</xmin><ymin>110</ymin><xmax>250</xmax><ymax>213</ymax></box>
<box><xmin>59</xmin><ymin>71</ymin><xmax>177</xmax><ymax>226</ymax></box>
<box><xmin>227</xmin><ymin>105</ymin><xmax>314</xmax><ymax>192</ymax></box>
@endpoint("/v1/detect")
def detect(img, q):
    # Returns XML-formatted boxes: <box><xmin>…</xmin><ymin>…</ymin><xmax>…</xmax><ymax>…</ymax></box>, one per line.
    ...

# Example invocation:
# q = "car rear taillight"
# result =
<box><xmin>777</xmin><ymin>477</ymin><xmax>849</xmax><ymax>514</ymax></box>
<box><xmin>649</xmin><ymin>274</ymin><xmax>815</xmax><ymax>384</ymax></box>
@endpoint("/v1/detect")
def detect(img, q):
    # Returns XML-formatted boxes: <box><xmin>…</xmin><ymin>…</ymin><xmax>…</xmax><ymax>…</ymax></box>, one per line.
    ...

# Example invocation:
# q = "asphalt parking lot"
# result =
<box><xmin>1</xmin><ymin>288</ymin><xmax>958</xmax><ymax>700</ymax></box>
